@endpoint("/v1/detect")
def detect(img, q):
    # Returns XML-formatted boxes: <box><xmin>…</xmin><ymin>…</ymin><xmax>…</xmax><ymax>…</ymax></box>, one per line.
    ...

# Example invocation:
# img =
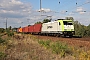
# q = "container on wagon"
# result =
<box><xmin>17</xmin><ymin>28</ymin><xmax>22</xmax><ymax>33</ymax></box>
<box><xmin>28</xmin><ymin>24</ymin><xmax>42</xmax><ymax>34</ymax></box>
<box><xmin>28</xmin><ymin>25</ymin><xmax>34</xmax><ymax>33</ymax></box>
<box><xmin>22</xmin><ymin>26</ymin><xmax>29</xmax><ymax>33</ymax></box>
<box><xmin>33</xmin><ymin>23</ymin><xmax>42</xmax><ymax>33</ymax></box>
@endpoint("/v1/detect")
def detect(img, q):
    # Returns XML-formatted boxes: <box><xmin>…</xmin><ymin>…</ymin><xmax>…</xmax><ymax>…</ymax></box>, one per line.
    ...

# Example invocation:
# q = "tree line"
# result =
<box><xmin>0</xmin><ymin>18</ymin><xmax>90</xmax><ymax>37</ymax></box>
<box><xmin>35</xmin><ymin>18</ymin><xmax>90</xmax><ymax>37</ymax></box>
<box><xmin>74</xmin><ymin>21</ymin><xmax>90</xmax><ymax>37</ymax></box>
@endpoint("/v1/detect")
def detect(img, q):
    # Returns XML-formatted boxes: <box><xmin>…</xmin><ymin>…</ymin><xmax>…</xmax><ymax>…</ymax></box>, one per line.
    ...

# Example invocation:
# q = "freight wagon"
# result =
<box><xmin>22</xmin><ymin>26</ymin><xmax>29</xmax><ymax>33</ymax></box>
<box><xmin>28</xmin><ymin>24</ymin><xmax>42</xmax><ymax>34</ymax></box>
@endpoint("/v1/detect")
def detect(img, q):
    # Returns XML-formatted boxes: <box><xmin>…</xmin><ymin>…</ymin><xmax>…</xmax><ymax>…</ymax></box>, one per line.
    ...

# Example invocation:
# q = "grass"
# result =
<box><xmin>0</xmin><ymin>37</ymin><xmax>7</xmax><ymax>60</ymax></box>
<box><xmin>51</xmin><ymin>42</ymin><xmax>71</xmax><ymax>57</ymax></box>
<box><xmin>38</xmin><ymin>40</ymin><xmax>51</xmax><ymax>49</ymax></box>
<box><xmin>0</xmin><ymin>52</ymin><xmax>7</xmax><ymax>60</ymax></box>
<box><xmin>0</xmin><ymin>32</ymin><xmax>13</xmax><ymax>60</ymax></box>
<box><xmin>38</xmin><ymin>40</ymin><xmax>71</xmax><ymax>57</ymax></box>
<box><xmin>37</xmin><ymin>37</ymin><xmax>90</xmax><ymax>59</ymax></box>
<box><xmin>0</xmin><ymin>38</ymin><xmax>6</xmax><ymax>44</ymax></box>
<box><xmin>0</xmin><ymin>33</ymin><xmax>90</xmax><ymax>60</ymax></box>
<box><xmin>73</xmin><ymin>49</ymin><xmax>90</xmax><ymax>60</ymax></box>
<box><xmin>13</xmin><ymin>34</ymin><xmax>89</xmax><ymax>59</ymax></box>
<box><xmin>6</xmin><ymin>30</ymin><xmax>14</xmax><ymax>37</ymax></box>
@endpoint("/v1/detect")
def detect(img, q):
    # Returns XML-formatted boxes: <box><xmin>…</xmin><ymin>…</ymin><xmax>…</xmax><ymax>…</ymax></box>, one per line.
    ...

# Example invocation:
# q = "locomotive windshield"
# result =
<box><xmin>63</xmin><ymin>21</ymin><xmax>73</xmax><ymax>25</ymax></box>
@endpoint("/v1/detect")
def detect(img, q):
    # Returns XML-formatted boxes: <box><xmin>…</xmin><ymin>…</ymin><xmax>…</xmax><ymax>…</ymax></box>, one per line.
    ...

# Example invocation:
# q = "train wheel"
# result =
<box><xmin>46</xmin><ymin>33</ymin><xmax>49</xmax><ymax>36</ymax></box>
<box><xmin>69</xmin><ymin>35</ymin><xmax>73</xmax><ymax>38</ymax></box>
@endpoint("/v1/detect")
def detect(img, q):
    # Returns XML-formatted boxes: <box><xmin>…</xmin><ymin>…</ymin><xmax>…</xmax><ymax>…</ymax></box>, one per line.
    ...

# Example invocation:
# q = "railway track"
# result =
<box><xmin>33</xmin><ymin>35</ymin><xmax>90</xmax><ymax>50</ymax></box>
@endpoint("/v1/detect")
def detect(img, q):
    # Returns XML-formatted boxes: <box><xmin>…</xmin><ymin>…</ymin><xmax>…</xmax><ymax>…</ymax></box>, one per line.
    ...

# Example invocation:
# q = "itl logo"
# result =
<box><xmin>47</xmin><ymin>26</ymin><xmax>53</xmax><ymax>29</ymax></box>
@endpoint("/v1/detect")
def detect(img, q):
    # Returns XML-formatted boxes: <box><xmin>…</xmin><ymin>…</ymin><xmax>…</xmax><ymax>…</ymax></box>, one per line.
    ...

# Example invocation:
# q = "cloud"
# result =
<box><xmin>0</xmin><ymin>0</ymin><xmax>34</xmax><ymax>28</ymax></box>
<box><xmin>79</xmin><ymin>12</ymin><xmax>86</xmax><ymax>14</ymax></box>
<box><xmin>38</xmin><ymin>8</ymin><xmax>51</xmax><ymax>12</ymax></box>
<box><xmin>77</xmin><ymin>7</ymin><xmax>83</xmax><ymax>12</ymax></box>
<box><xmin>76</xmin><ymin>7</ymin><xmax>86</xmax><ymax>14</ymax></box>
<box><xmin>0</xmin><ymin>0</ymin><xmax>32</xmax><ymax>18</ymax></box>
<box><xmin>0</xmin><ymin>0</ymin><xmax>89</xmax><ymax>28</ymax></box>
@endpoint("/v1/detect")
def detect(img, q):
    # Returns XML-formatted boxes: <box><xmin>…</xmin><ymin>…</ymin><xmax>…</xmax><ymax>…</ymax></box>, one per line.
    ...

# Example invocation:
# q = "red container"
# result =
<box><xmin>22</xmin><ymin>27</ymin><xmax>25</xmax><ymax>32</ymax></box>
<box><xmin>25</xmin><ymin>26</ymin><xmax>29</xmax><ymax>33</ymax></box>
<box><xmin>28</xmin><ymin>25</ymin><xmax>34</xmax><ymax>32</ymax></box>
<box><xmin>22</xmin><ymin>26</ymin><xmax>29</xmax><ymax>33</ymax></box>
<box><xmin>33</xmin><ymin>24</ymin><xmax>42</xmax><ymax>33</ymax></box>
<box><xmin>28</xmin><ymin>24</ymin><xmax>42</xmax><ymax>33</ymax></box>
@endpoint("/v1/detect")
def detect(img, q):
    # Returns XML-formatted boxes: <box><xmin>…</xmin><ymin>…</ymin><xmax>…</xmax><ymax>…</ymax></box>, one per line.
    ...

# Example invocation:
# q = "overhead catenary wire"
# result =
<box><xmin>54</xmin><ymin>0</ymin><xmax>76</xmax><ymax>13</ymax></box>
<box><xmin>77</xmin><ymin>1</ymin><xmax>90</xmax><ymax>7</ymax></box>
<box><xmin>73</xmin><ymin>1</ymin><xmax>90</xmax><ymax>13</ymax></box>
<box><xmin>39</xmin><ymin>0</ymin><xmax>75</xmax><ymax>14</ymax></box>
<box><xmin>38</xmin><ymin>0</ymin><xmax>90</xmax><ymax>19</ymax></box>
<box><xmin>59</xmin><ymin>0</ymin><xmax>90</xmax><ymax>14</ymax></box>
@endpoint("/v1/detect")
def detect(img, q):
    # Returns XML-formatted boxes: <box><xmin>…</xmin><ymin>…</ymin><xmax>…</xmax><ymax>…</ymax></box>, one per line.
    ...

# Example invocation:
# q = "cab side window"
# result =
<box><xmin>59</xmin><ymin>22</ymin><xmax>61</xmax><ymax>25</ymax></box>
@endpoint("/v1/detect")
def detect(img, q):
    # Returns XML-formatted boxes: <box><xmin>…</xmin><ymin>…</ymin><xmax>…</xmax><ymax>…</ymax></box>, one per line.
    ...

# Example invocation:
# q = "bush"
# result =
<box><xmin>6</xmin><ymin>30</ymin><xmax>14</xmax><ymax>37</ymax></box>
<box><xmin>7</xmin><ymin>32</ymin><xmax>14</xmax><ymax>37</ymax></box>
<box><xmin>38</xmin><ymin>40</ymin><xmax>51</xmax><ymax>49</ymax></box>
<box><xmin>0</xmin><ymin>28</ymin><xmax>5</xmax><ymax>33</ymax></box>
<box><xmin>0</xmin><ymin>38</ymin><xmax>5</xmax><ymax>44</ymax></box>
<box><xmin>0</xmin><ymin>52</ymin><xmax>6</xmax><ymax>60</ymax></box>
<box><xmin>38</xmin><ymin>40</ymin><xmax>71</xmax><ymax>57</ymax></box>
<box><xmin>74</xmin><ymin>21</ymin><xmax>90</xmax><ymax>37</ymax></box>
<box><xmin>51</xmin><ymin>42</ymin><xmax>69</xmax><ymax>57</ymax></box>
<box><xmin>79</xmin><ymin>50</ymin><xmax>90</xmax><ymax>60</ymax></box>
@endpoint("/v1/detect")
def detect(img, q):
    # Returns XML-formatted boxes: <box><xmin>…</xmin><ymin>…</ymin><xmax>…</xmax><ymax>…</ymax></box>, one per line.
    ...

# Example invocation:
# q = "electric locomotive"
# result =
<box><xmin>41</xmin><ymin>19</ymin><xmax>75</xmax><ymax>37</ymax></box>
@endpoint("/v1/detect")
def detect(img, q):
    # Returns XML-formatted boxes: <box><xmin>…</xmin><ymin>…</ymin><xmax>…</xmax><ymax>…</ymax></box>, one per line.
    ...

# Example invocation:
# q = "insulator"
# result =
<box><xmin>84</xmin><ymin>11</ymin><xmax>86</xmax><ymax>12</ymax></box>
<box><xmin>59</xmin><ymin>2</ymin><xmax>60</xmax><ymax>4</ymax></box>
<box><xmin>76</xmin><ymin>3</ymin><xmax>77</xmax><ymax>5</ymax></box>
<box><xmin>66</xmin><ymin>11</ymin><xmax>68</xmax><ymax>12</ymax></box>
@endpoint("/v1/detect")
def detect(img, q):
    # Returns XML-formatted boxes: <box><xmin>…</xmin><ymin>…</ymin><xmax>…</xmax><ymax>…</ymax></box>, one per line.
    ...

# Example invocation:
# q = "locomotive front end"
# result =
<box><xmin>63</xmin><ymin>20</ymin><xmax>75</xmax><ymax>36</ymax></box>
<box><xmin>58</xmin><ymin>19</ymin><xmax>75</xmax><ymax>37</ymax></box>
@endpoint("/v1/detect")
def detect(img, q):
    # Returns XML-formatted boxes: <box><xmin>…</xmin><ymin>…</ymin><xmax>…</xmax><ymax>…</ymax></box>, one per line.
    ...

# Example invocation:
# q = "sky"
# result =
<box><xmin>0</xmin><ymin>0</ymin><xmax>90</xmax><ymax>28</ymax></box>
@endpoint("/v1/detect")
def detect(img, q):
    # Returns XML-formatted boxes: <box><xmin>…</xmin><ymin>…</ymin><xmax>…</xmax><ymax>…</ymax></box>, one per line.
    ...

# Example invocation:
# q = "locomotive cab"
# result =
<box><xmin>58</xmin><ymin>19</ymin><xmax>75</xmax><ymax>37</ymax></box>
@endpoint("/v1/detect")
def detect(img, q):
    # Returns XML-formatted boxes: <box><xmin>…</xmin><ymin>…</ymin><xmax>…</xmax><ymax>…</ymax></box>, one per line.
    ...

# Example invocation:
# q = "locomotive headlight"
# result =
<box><xmin>72</xmin><ymin>32</ymin><xmax>75</xmax><ymax>34</ymax></box>
<box><xmin>64</xmin><ymin>32</ymin><xmax>67</xmax><ymax>34</ymax></box>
